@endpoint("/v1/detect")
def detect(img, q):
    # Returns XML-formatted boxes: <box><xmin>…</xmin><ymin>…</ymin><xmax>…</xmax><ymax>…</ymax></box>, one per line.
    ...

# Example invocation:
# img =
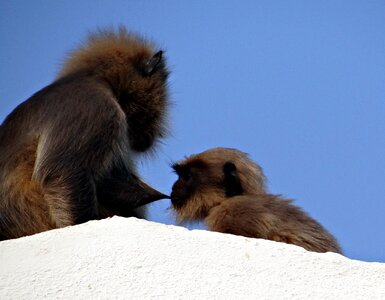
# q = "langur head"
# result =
<box><xmin>170</xmin><ymin>147</ymin><xmax>266</xmax><ymax>222</ymax></box>
<box><xmin>58</xmin><ymin>26</ymin><xmax>170</xmax><ymax>153</ymax></box>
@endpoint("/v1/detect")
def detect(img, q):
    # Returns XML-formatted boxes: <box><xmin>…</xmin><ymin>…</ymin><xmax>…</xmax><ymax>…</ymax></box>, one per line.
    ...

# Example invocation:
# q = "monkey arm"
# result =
<box><xmin>31</xmin><ymin>83</ymin><xmax>130</xmax><ymax>226</ymax></box>
<box><xmin>96</xmin><ymin>165</ymin><xmax>169</xmax><ymax>217</ymax></box>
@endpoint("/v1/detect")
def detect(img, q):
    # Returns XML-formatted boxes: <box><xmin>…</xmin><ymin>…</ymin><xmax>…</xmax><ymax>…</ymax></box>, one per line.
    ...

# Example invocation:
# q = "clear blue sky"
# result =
<box><xmin>1</xmin><ymin>1</ymin><xmax>384</xmax><ymax>262</ymax></box>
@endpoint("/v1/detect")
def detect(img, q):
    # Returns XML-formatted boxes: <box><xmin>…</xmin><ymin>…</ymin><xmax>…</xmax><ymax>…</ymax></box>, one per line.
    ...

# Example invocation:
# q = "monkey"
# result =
<box><xmin>170</xmin><ymin>147</ymin><xmax>342</xmax><ymax>253</ymax></box>
<box><xmin>0</xmin><ymin>27</ymin><xmax>171</xmax><ymax>240</ymax></box>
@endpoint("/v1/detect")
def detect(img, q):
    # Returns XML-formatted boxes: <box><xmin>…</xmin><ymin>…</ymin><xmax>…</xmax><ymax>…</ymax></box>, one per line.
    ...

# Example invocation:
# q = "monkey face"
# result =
<box><xmin>123</xmin><ymin>51</ymin><xmax>170</xmax><ymax>152</ymax></box>
<box><xmin>170</xmin><ymin>163</ymin><xmax>198</xmax><ymax>208</ymax></box>
<box><xmin>170</xmin><ymin>159</ymin><xmax>230</xmax><ymax>222</ymax></box>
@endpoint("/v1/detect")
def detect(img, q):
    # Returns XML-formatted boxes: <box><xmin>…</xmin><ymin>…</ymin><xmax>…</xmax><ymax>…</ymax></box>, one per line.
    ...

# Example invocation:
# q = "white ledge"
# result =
<box><xmin>1</xmin><ymin>216</ymin><xmax>384</xmax><ymax>299</ymax></box>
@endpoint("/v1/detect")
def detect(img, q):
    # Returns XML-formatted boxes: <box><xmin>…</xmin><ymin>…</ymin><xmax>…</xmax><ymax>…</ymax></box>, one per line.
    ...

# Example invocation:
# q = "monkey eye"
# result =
<box><xmin>181</xmin><ymin>171</ymin><xmax>192</xmax><ymax>181</ymax></box>
<box><xmin>171</xmin><ymin>163</ymin><xmax>193</xmax><ymax>181</ymax></box>
<box><xmin>171</xmin><ymin>163</ymin><xmax>182</xmax><ymax>175</ymax></box>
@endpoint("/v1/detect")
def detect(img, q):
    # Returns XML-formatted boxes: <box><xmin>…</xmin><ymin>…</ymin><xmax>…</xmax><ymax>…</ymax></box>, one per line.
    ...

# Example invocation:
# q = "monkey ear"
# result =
<box><xmin>142</xmin><ymin>50</ymin><xmax>163</xmax><ymax>76</ymax></box>
<box><xmin>223</xmin><ymin>162</ymin><xmax>243</xmax><ymax>197</ymax></box>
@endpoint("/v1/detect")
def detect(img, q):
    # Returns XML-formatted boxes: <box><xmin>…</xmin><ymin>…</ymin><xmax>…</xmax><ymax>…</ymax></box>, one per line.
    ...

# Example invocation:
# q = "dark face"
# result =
<box><xmin>119</xmin><ymin>51</ymin><xmax>169</xmax><ymax>153</ymax></box>
<box><xmin>170</xmin><ymin>158</ymin><xmax>214</xmax><ymax>209</ymax></box>
<box><xmin>170</xmin><ymin>163</ymin><xmax>197</xmax><ymax>209</ymax></box>
<box><xmin>171</xmin><ymin>160</ymin><xmax>244</xmax><ymax>209</ymax></box>
<box><xmin>127</xmin><ymin>107</ymin><xmax>166</xmax><ymax>152</ymax></box>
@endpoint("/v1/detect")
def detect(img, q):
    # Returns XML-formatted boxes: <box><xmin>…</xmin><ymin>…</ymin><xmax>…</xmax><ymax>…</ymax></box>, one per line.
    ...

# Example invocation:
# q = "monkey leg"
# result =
<box><xmin>42</xmin><ymin>169</ymin><xmax>98</xmax><ymax>227</ymax></box>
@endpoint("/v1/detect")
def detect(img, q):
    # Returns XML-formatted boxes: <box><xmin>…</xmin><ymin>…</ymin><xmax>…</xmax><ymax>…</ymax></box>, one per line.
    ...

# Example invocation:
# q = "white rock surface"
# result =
<box><xmin>0</xmin><ymin>217</ymin><xmax>384</xmax><ymax>299</ymax></box>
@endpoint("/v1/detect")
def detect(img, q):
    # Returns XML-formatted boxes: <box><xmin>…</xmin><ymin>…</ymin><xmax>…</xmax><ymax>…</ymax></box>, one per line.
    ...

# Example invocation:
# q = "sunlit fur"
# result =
<box><xmin>0</xmin><ymin>27</ymin><xmax>169</xmax><ymax>240</ymax></box>
<box><xmin>171</xmin><ymin>147</ymin><xmax>341</xmax><ymax>253</ymax></box>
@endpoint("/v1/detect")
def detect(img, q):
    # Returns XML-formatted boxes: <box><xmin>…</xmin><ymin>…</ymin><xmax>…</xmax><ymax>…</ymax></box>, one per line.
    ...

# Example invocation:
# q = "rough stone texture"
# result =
<box><xmin>0</xmin><ymin>217</ymin><xmax>384</xmax><ymax>299</ymax></box>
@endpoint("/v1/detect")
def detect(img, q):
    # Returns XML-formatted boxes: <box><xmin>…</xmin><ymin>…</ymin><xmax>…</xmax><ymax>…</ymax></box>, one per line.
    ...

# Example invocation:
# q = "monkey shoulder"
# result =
<box><xmin>33</xmin><ymin>77</ymin><xmax>126</xmax><ymax>141</ymax></box>
<box><xmin>45</xmin><ymin>77</ymin><xmax>119</xmax><ymax>114</ymax></box>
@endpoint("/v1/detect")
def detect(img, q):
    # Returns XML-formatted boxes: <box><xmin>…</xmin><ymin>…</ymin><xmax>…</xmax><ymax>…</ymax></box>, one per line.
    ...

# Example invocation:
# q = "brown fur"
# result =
<box><xmin>0</xmin><ymin>139</ymin><xmax>56</xmax><ymax>238</ymax></box>
<box><xmin>171</xmin><ymin>147</ymin><xmax>342</xmax><ymax>253</ymax></box>
<box><xmin>0</xmin><ymin>27</ymin><xmax>170</xmax><ymax>240</ymax></box>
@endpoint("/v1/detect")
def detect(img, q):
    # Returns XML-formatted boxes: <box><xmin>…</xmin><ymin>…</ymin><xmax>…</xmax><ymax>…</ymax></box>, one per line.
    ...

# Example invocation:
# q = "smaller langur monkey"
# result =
<box><xmin>171</xmin><ymin>148</ymin><xmax>342</xmax><ymax>253</ymax></box>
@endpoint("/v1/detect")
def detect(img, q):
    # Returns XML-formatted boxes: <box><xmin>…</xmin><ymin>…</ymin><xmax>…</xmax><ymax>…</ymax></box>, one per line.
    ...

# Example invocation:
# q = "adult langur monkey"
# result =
<box><xmin>0</xmin><ymin>27</ymin><xmax>171</xmax><ymax>240</ymax></box>
<box><xmin>171</xmin><ymin>148</ymin><xmax>342</xmax><ymax>253</ymax></box>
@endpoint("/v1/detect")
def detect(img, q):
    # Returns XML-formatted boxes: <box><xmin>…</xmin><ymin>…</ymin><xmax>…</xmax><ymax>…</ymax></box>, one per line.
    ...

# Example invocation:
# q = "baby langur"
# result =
<box><xmin>171</xmin><ymin>148</ymin><xmax>342</xmax><ymax>253</ymax></box>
